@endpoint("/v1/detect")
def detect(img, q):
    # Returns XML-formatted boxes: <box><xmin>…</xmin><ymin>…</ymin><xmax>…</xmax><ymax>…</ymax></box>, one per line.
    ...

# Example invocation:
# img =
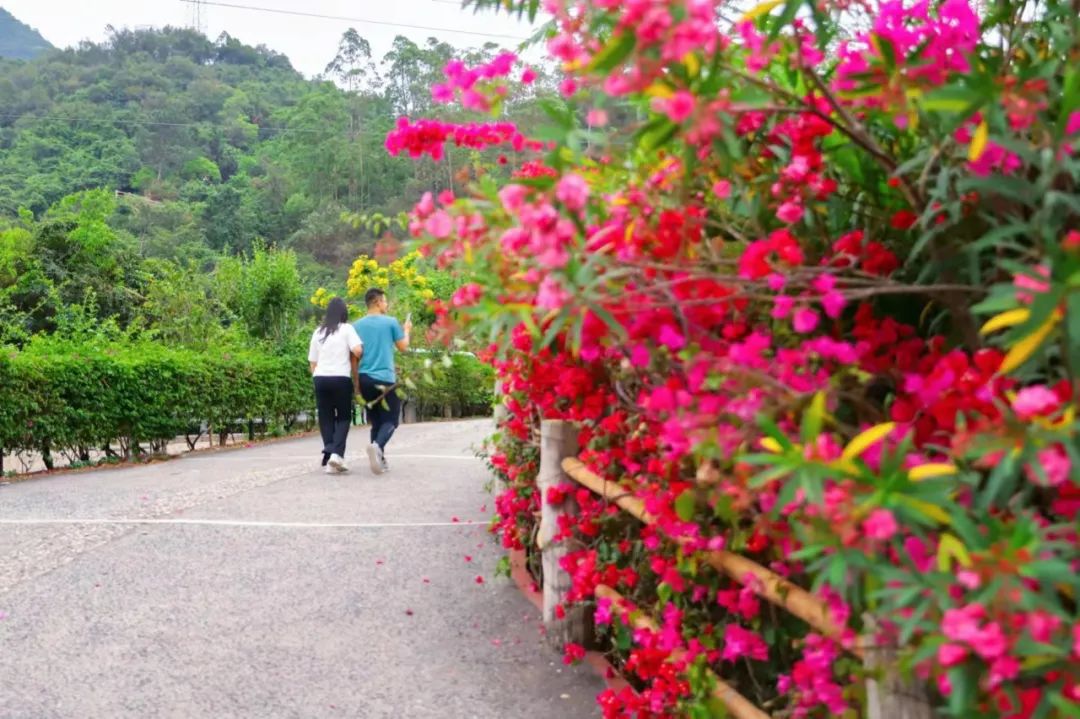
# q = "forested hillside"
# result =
<box><xmin>0</xmin><ymin>8</ymin><xmax>53</xmax><ymax>60</ymax></box>
<box><xmin>0</xmin><ymin>26</ymin><xmax>549</xmax><ymax>392</ymax></box>
<box><xmin>0</xmin><ymin>26</ymin><xmax>552</xmax><ymax>275</ymax></box>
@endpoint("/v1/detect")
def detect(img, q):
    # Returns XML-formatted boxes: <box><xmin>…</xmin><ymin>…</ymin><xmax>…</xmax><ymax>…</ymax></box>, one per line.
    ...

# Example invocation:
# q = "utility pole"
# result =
<box><xmin>188</xmin><ymin>0</ymin><xmax>207</xmax><ymax>35</ymax></box>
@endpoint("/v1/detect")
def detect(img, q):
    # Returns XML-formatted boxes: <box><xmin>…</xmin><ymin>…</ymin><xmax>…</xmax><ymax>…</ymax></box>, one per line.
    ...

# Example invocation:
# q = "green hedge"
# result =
<box><xmin>0</xmin><ymin>341</ymin><xmax>496</xmax><ymax>470</ymax></box>
<box><xmin>397</xmin><ymin>351</ymin><xmax>495</xmax><ymax>420</ymax></box>
<box><xmin>0</xmin><ymin>342</ymin><xmax>313</xmax><ymax>463</ymax></box>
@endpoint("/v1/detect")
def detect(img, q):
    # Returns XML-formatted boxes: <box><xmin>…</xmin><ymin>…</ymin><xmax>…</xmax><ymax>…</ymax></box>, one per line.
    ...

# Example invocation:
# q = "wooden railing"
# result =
<box><xmin>533</xmin><ymin>419</ymin><xmax>932</xmax><ymax>719</ymax></box>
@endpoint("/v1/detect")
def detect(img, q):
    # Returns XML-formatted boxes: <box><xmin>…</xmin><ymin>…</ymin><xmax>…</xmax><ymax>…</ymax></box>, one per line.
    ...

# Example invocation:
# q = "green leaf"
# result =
<box><xmin>1049</xmin><ymin>693</ymin><xmax>1080</xmax><ymax>717</ymax></box>
<box><xmin>875</xmin><ymin>33</ymin><xmax>897</xmax><ymax>72</ymax></box>
<box><xmin>948</xmin><ymin>666</ymin><xmax>977</xmax><ymax>716</ymax></box>
<box><xmin>1058</xmin><ymin>67</ymin><xmax>1080</xmax><ymax>138</ymax></box>
<box><xmin>639</xmin><ymin>119</ymin><xmax>679</xmax><ymax>152</ymax></box>
<box><xmin>587</xmin><ymin>32</ymin><xmax>636</xmax><ymax>73</ymax></box>
<box><xmin>713</xmin><ymin>494</ymin><xmax>737</xmax><ymax>523</ymax></box>
<box><xmin>538</xmin><ymin>98</ymin><xmax>574</xmax><ymax>131</ymax></box>
<box><xmin>787</xmin><ymin>544</ymin><xmax>826</xmax><ymax>561</ymax></box>
<box><xmin>920</xmin><ymin>84</ymin><xmax>985</xmax><ymax>114</ymax></box>
<box><xmin>1066</xmin><ymin>293</ymin><xmax>1080</xmax><ymax>375</ymax></box>
<box><xmin>800</xmin><ymin>391</ymin><xmax>826</xmax><ymax>443</ymax></box>
<box><xmin>977</xmin><ymin>451</ymin><xmax>1018</xmax><ymax>511</ymax></box>
<box><xmin>674</xmin><ymin>489</ymin><xmax>696</xmax><ymax>522</ymax></box>
<box><xmin>767</xmin><ymin>0</ymin><xmax>803</xmax><ymax>40</ymax></box>
<box><xmin>964</xmin><ymin>222</ymin><xmax>1030</xmax><ymax>258</ymax></box>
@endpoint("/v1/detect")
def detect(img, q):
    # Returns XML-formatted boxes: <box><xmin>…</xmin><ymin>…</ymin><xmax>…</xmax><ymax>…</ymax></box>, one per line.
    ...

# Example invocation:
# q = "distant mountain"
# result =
<box><xmin>0</xmin><ymin>7</ymin><xmax>54</xmax><ymax>60</ymax></box>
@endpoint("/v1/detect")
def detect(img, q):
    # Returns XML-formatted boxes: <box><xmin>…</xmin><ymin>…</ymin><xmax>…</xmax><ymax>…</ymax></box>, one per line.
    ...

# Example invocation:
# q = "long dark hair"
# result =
<box><xmin>318</xmin><ymin>297</ymin><xmax>349</xmax><ymax>340</ymax></box>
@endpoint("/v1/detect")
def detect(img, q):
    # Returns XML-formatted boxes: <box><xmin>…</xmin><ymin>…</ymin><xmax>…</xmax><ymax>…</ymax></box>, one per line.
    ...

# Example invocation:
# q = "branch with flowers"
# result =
<box><xmin>393</xmin><ymin>0</ymin><xmax>1080</xmax><ymax>715</ymax></box>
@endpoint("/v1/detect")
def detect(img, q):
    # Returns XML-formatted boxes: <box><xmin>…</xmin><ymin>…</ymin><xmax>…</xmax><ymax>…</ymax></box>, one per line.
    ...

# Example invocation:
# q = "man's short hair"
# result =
<box><xmin>365</xmin><ymin>288</ymin><xmax>386</xmax><ymax>307</ymax></box>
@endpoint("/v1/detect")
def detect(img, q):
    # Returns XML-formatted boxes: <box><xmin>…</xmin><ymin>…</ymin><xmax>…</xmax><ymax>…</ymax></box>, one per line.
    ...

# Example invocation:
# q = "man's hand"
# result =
<box><xmin>403</xmin><ymin>317</ymin><xmax>413</xmax><ymax>334</ymax></box>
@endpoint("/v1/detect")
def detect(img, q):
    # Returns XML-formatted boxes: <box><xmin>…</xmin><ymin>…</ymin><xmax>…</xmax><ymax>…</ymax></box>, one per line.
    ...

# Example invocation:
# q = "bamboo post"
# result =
<box><xmin>863</xmin><ymin>617</ymin><xmax>934</xmax><ymax>719</ymax></box>
<box><xmin>493</xmin><ymin>379</ymin><xmax>508</xmax><ymax>424</ymax></box>
<box><xmin>538</xmin><ymin>419</ymin><xmax>591</xmax><ymax>650</ymax></box>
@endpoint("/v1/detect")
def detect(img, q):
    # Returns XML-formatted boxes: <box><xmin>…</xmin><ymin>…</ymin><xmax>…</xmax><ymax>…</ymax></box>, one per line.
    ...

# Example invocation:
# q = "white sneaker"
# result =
<box><xmin>324</xmin><ymin>465</ymin><xmax>337</xmax><ymax>475</ymax></box>
<box><xmin>328</xmin><ymin>454</ymin><xmax>348</xmax><ymax>473</ymax></box>
<box><xmin>366</xmin><ymin>444</ymin><xmax>385</xmax><ymax>475</ymax></box>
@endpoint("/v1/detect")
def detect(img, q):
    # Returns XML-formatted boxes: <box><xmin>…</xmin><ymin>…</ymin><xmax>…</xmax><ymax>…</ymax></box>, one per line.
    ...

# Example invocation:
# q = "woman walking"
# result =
<box><xmin>308</xmin><ymin>297</ymin><xmax>363</xmax><ymax>473</ymax></box>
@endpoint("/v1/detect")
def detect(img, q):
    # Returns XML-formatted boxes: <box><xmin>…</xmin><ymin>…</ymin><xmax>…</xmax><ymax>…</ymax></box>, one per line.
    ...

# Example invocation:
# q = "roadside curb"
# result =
<box><xmin>508</xmin><ymin>548</ymin><xmax>631</xmax><ymax>694</ymax></box>
<box><xmin>0</xmin><ymin>429</ymin><xmax>320</xmax><ymax>485</ymax></box>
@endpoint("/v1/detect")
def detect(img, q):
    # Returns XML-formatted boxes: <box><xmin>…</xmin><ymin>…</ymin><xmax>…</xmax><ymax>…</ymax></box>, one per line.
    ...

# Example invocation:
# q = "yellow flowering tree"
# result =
<box><xmin>310</xmin><ymin>250</ymin><xmax>444</xmax><ymax>329</ymax></box>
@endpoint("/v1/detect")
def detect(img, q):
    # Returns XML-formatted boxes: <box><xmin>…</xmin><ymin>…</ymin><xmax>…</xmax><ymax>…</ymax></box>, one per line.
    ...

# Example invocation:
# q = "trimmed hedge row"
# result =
<box><xmin>0</xmin><ymin>342</ymin><xmax>497</xmax><ymax>469</ymax></box>
<box><xmin>397</xmin><ymin>351</ymin><xmax>495</xmax><ymax>420</ymax></box>
<box><xmin>0</xmin><ymin>343</ymin><xmax>313</xmax><ymax>464</ymax></box>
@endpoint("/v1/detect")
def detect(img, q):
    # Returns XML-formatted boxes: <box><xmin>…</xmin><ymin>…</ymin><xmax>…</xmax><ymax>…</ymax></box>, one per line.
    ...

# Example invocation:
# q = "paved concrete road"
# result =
<box><xmin>0</xmin><ymin>420</ymin><xmax>604</xmax><ymax>719</ymax></box>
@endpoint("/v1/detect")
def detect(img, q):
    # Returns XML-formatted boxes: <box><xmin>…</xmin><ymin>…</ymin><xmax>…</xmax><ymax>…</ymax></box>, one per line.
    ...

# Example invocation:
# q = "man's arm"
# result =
<box><xmin>349</xmin><ymin>327</ymin><xmax>363</xmax><ymax>393</ymax></box>
<box><xmin>309</xmin><ymin>362</ymin><xmax>317</xmax><ymax>374</ymax></box>
<box><xmin>395</xmin><ymin>318</ymin><xmax>412</xmax><ymax>352</ymax></box>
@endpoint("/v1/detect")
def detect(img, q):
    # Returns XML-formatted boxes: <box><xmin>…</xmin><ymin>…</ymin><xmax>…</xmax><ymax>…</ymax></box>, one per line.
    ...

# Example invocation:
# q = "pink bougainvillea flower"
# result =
<box><xmin>1011</xmin><ymin>385</ymin><xmax>1061</xmax><ymax>419</ymax></box>
<box><xmin>943</xmin><ymin>604</ymin><xmax>985</xmax><ymax>643</ymax></box>
<box><xmin>776</xmin><ymin>200</ymin><xmax>804</xmax><ymax>224</ymax></box>
<box><xmin>938</xmin><ymin>643</ymin><xmax>969</xmax><ymax>667</ymax></box>
<box><xmin>1027</xmin><ymin>611</ymin><xmax>1062</xmax><ymax>643</ymax></box>
<box><xmin>971</xmin><ymin>622</ymin><xmax>1008</xmax><ymax>661</ymax></box>
<box><xmin>863</xmin><ymin>508</ymin><xmax>899</xmax><ymax>541</ymax></box>
<box><xmin>555</xmin><ymin>173</ymin><xmax>590</xmax><ymax>211</ymax></box>
<box><xmin>658</xmin><ymin>324</ymin><xmax>686</xmax><ymax>351</ymax></box>
<box><xmin>772</xmin><ymin>295</ymin><xmax>795</xmax><ymax>319</ymax></box>
<box><xmin>586</xmin><ymin>108</ymin><xmax>609</xmax><ymax>127</ymax></box>
<box><xmin>424</xmin><ymin>210</ymin><xmax>453</xmax><ymax>239</ymax></box>
<box><xmin>1067</xmin><ymin>110</ymin><xmax>1080</xmax><ymax>136</ymax></box>
<box><xmin>652</xmin><ymin>91</ymin><xmax>696</xmax><ymax>123</ymax></box>
<box><xmin>1025</xmin><ymin>445</ymin><xmax>1071</xmax><ymax>487</ymax></box>
<box><xmin>450</xmin><ymin>283</ymin><xmax>483</xmax><ymax>308</ymax></box>
<box><xmin>536</xmin><ymin>275</ymin><xmax>571</xmax><ymax>310</ymax></box>
<box><xmin>957</xmin><ymin>570</ymin><xmax>981</xmax><ymax>590</ymax></box>
<box><xmin>431</xmin><ymin>83</ymin><xmax>454</xmax><ymax>103</ymax></box>
<box><xmin>822</xmin><ymin>292</ymin><xmax>846</xmax><ymax>319</ymax></box>
<box><xmin>988</xmin><ymin>655</ymin><xmax>1020</xmax><ymax>689</ymax></box>
<box><xmin>721</xmin><ymin>624</ymin><xmax>769</xmax><ymax>662</ymax></box>
<box><xmin>793</xmin><ymin>308</ymin><xmax>820</xmax><ymax>333</ymax></box>
<box><xmin>1014</xmin><ymin>264</ymin><xmax>1050</xmax><ymax>303</ymax></box>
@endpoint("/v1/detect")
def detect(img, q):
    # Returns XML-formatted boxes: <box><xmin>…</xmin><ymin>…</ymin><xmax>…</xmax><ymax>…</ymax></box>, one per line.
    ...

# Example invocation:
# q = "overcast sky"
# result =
<box><xmin>3</xmin><ymin>0</ymin><xmax>542</xmax><ymax>77</ymax></box>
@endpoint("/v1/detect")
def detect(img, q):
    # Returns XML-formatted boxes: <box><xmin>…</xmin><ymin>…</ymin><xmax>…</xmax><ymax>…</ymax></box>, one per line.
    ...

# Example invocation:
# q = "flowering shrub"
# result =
<box><xmin>395</xmin><ymin>0</ymin><xmax>1080</xmax><ymax>716</ymax></box>
<box><xmin>311</xmin><ymin>250</ymin><xmax>444</xmax><ymax>322</ymax></box>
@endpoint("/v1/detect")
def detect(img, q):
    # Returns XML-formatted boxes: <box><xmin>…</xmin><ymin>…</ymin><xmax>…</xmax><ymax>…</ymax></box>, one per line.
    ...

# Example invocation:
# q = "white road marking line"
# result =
<box><xmin>181</xmin><ymin>454</ymin><xmax>482</xmax><ymax>461</ymax></box>
<box><xmin>388</xmin><ymin>454</ymin><xmax>482</xmax><ymax>460</ymax></box>
<box><xmin>0</xmin><ymin>518</ymin><xmax>484</xmax><ymax>529</ymax></box>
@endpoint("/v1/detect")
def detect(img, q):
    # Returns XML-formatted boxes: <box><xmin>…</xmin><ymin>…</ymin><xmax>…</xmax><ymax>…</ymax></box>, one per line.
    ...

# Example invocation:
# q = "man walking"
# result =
<box><xmin>354</xmin><ymin>287</ymin><xmax>411</xmax><ymax>475</ymax></box>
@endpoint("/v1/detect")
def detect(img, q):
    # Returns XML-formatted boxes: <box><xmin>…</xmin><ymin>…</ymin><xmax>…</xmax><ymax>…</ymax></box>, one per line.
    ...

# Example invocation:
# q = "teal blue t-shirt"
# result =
<box><xmin>354</xmin><ymin>314</ymin><xmax>404</xmax><ymax>383</ymax></box>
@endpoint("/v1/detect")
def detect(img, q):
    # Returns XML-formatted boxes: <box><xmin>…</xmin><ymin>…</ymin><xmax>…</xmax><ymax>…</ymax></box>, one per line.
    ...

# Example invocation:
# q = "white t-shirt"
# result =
<box><xmin>307</xmin><ymin>324</ymin><xmax>363</xmax><ymax>378</ymax></box>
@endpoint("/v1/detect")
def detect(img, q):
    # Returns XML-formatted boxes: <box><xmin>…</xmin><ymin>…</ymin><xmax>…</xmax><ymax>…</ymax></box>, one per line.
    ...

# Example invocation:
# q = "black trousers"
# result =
<box><xmin>313</xmin><ymin>376</ymin><xmax>353</xmax><ymax>463</ymax></box>
<box><xmin>358</xmin><ymin>374</ymin><xmax>401</xmax><ymax>451</ymax></box>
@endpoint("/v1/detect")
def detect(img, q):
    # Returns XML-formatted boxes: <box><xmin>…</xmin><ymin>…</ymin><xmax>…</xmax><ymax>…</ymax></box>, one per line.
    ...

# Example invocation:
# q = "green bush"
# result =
<box><xmin>0</xmin><ymin>340</ymin><xmax>313</xmax><ymax>463</ymax></box>
<box><xmin>397</xmin><ymin>350</ymin><xmax>495</xmax><ymax>420</ymax></box>
<box><xmin>0</xmin><ymin>338</ymin><xmax>495</xmax><ymax>469</ymax></box>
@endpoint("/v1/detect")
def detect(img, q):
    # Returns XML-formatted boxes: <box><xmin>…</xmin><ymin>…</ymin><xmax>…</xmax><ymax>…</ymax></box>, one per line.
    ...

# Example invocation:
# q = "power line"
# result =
<box><xmin>177</xmin><ymin>0</ymin><xmax>529</xmax><ymax>41</ymax></box>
